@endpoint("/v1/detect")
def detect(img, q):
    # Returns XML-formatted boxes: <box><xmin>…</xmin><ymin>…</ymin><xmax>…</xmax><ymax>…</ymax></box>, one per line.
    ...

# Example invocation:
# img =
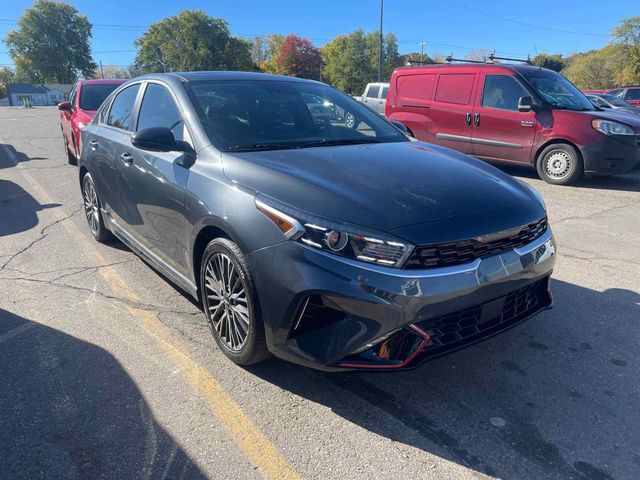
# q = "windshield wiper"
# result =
<box><xmin>225</xmin><ymin>143</ymin><xmax>297</xmax><ymax>152</ymax></box>
<box><xmin>295</xmin><ymin>138</ymin><xmax>381</xmax><ymax>149</ymax></box>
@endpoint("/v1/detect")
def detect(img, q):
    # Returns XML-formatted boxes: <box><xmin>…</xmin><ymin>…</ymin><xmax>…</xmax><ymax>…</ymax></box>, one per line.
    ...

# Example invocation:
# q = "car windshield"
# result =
<box><xmin>598</xmin><ymin>94</ymin><xmax>632</xmax><ymax>108</ymax></box>
<box><xmin>520</xmin><ymin>70</ymin><xmax>595</xmax><ymax>111</ymax></box>
<box><xmin>79</xmin><ymin>84</ymin><xmax>121</xmax><ymax>110</ymax></box>
<box><xmin>187</xmin><ymin>79</ymin><xmax>407</xmax><ymax>152</ymax></box>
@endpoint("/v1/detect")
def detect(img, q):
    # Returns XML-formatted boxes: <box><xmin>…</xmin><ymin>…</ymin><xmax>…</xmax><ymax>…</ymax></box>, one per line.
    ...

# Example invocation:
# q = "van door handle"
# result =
<box><xmin>474</xmin><ymin>113</ymin><xmax>480</xmax><ymax>126</ymax></box>
<box><xmin>465</xmin><ymin>112</ymin><xmax>471</xmax><ymax>126</ymax></box>
<box><xmin>89</xmin><ymin>140</ymin><xmax>98</xmax><ymax>151</ymax></box>
<box><xmin>120</xmin><ymin>152</ymin><xmax>133</xmax><ymax>165</ymax></box>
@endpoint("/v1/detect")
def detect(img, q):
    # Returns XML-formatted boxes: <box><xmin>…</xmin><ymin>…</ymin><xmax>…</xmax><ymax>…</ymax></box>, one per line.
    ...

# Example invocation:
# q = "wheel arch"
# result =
<box><xmin>533</xmin><ymin>138</ymin><xmax>584</xmax><ymax>166</ymax></box>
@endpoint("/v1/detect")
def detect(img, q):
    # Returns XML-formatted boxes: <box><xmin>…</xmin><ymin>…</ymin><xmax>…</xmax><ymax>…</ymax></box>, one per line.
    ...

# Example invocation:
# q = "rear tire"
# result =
<box><xmin>536</xmin><ymin>143</ymin><xmax>583</xmax><ymax>185</ymax></box>
<box><xmin>200</xmin><ymin>238</ymin><xmax>269</xmax><ymax>366</ymax></box>
<box><xmin>81</xmin><ymin>172</ymin><xmax>111</xmax><ymax>242</ymax></box>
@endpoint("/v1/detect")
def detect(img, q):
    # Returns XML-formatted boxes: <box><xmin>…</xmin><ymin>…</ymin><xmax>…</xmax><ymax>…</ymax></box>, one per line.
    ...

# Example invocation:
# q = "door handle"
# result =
<box><xmin>465</xmin><ymin>112</ymin><xmax>471</xmax><ymax>126</ymax></box>
<box><xmin>120</xmin><ymin>152</ymin><xmax>133</xmax><ymax>165</ymax></box>
<box><xmin>89</xmin><ymin>140</ymin><xmax>98</xmax><ymax>151</ymax></box>
<box><xmin>473</xmin><ymin>113</ymin><xmax>480</xmax><ymax>126</ymax></box>
<box><xmin>378</xmin><ymin>100</ymin><xmax>384</xmax><ymax>104</ymax></box>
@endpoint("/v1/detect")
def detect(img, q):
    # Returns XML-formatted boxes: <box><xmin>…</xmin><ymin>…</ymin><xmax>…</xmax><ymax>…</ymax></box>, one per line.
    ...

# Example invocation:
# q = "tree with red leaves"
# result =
<box><xmin>273</xmin><ymin>34</ymin><xmax>322</xmax><ymax>80</ymax></box>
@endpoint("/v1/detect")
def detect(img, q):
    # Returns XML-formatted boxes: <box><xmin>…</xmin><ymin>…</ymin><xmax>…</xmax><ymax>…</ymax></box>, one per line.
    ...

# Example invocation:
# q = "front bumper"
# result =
<box><xmin>248</xmin><ymin>228</ymin><xmax>556</xmax><ymax>371</ymax></box>
<box><xmin>581</xmin><ymin>135</ymin><xmax>640</xmax><ymax>173</ymax></box>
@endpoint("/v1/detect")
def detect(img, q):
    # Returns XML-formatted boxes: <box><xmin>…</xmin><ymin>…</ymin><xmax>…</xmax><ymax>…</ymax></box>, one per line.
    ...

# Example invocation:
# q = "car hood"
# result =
<box><xmin>221</xmin><ymin>142</ymin><xmax>545</xmax><ymax>243</ymax></box>
<box><xmin>587</xmin><ymin>109</ymin><xmax>640</xmax><ymax>126</ymax></box>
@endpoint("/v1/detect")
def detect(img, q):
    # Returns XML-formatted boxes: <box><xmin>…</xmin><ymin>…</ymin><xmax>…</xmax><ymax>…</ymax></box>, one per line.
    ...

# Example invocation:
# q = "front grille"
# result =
<box><xmin>413</xmin><ymin>277</ymin><xmax>551</xmax><ymax>360</ymax></box>
<box><xmin>405</xmin><ymin>217</ymin><xmax>547</xmax><ymax>269</ymax></box>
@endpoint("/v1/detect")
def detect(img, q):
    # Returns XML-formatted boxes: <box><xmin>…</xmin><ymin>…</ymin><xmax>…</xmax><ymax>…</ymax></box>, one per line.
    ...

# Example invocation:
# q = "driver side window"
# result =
<box><xmin>137</xmin><ymin>83</ymin><xmax>187</xmax><ymax>142</ymax></box>
<box><xmin>482</xmin><ymin>75</ymin><xmax>527</xmax><ymax>111</ymax></box>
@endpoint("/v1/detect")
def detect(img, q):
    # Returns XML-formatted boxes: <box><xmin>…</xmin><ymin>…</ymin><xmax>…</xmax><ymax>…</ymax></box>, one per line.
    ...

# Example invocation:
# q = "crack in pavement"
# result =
<box><xmin>1</xmin><ymin>275</ymin><xmax>202</xmax><ymax>317</ymax></box>
<box><xmin>552</xmin><ymin>201</ymin><xmax>638</xmax><ymax>226</ymax></box>
<box><xmin>0</xmin><ymin>206</ymin><xmax>83</xmax><ymax>271</ymax></box>
<box><xmin>4</xmin><ymin>259</ymin><xmax>136</xmax><ymax>282</ymax></box>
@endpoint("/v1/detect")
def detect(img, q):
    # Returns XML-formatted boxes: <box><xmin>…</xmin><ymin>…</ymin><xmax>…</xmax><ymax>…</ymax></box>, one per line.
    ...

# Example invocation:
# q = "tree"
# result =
<box><xmin>531</xmin><ymin>53</ymin><xmax>566</xmax><ymax>72</ymax></box>
<box><xmin>402</xmin><ymin>51</ymin><xmax>435</xmax><ymax>65</ymax></box>
<box><xmin>466</xmin><ymin>49</ymin><xmax>492</xmax><ymax>62</ymax></box>
<box><xmin>133</xmin><ymin>10</ymin><xmax>254</xmax><ymax>73</ymax></box>
<box><xmin>612</xmin><ymin>16</ymin><xmax>640</xmax><ymax>79</ymax></box>
<box><xmin>4</xmin><ymin>0</ymin><xmax>96</xmax><ymax>83</ymax></box>
<box><xmin>258</xmin><ymin>34</ymin><xmax>286</xmax><ymax>73</ymax></box>
<box><xmin>95</xmin><ymin>65</ymin><xmax>131</xmax><ymax>79</ymax></box>
<box><xmin>562</xmin><ymin>44</ymin><xmax>631</xmax><ymax>89</ymax></box>
<box><xmin>266</xmin><ymin>34</ymin><xmax>322</xmax><ymax>80</ymax></box>
<box><xmin>321</xmin><ymin>30</ymin><xmax>404</xmax><ymax>94</ymax></box>
<box><xmin>0</xmin><ymin>66</ymin><xmax>15</xmax><ymax>97</ymax></box>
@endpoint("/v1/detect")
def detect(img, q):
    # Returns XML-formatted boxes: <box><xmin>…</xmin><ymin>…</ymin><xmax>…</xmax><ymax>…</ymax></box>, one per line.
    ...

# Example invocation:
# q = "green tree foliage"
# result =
<box><xmin>562</xmin><ymin>44</ymin><xmax>633</xmax><ymax>89</ymax></box>
<box><xmin>321</xmin><ymin>30</ymin><xmax>403</xmax><ymax>94</ymax></box>
<box><xmin>402</xmin><ymin>51</ymin><xmax>435</xmax><ymax>65</ymax></box>
<box><xmin>133</xmin><ymin>11</ymin><xmax>254</xmax><ymax>73</ymax></box>
<box><xmin>4</xmin><ymin>0</ymin><xmax>96</xmax><ymax>83</ymax></box>
<box><xmin>95</xmin><ymin>65</ymin><xmax>131</xmax><ymax>79</ymax></box>
<box><xmin>531</xmin><ymin>53</ymin><xmax>566</xmax><ymax>72</ymax></box>
<box><xmin>612</xmin><ymin>16</ymin><xmax>640</xmax><ymax>78</ymax></box>
<box><xmin>0</xmin><ymin>66</ymin><xmax>15</xmax><ymax>97</ymax></box>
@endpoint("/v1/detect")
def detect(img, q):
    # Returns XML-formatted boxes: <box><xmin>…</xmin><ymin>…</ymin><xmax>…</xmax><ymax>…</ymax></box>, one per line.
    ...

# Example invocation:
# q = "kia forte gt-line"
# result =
<box><xmin>78</xmin><ymin>71</ymin><xmax>556</xmax><ymax>371</ymax></box>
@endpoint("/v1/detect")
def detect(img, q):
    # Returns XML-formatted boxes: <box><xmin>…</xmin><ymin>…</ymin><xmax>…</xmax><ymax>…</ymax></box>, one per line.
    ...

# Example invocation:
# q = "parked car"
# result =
<box><xmin>354</xmin><ymin>82</ymin><xmax>389</xmax><ymax>116</ymax></box>
<box><xmin>387</xmin><ymin>64</ymin><xmax>640</xmax><ymax>185</ymax></box>
<box><xmin>586</xmin><ymin>93</ymin><xmax>640</xmax><ymax>116</ymax></box>
<box><xmin>302</xmin><ymin>93</ymin><xmax>334</xmax><ymax>124</ymax></box>
<box><xmin>58</xmin><ymin>79</ymin><xmax>126</xmax><ymax>164</ymax></box>
<box><xmin>78</xmin><ymin>72</ymin><xmax>555</xmax><ymax>371</ymax></box>
<box><xmin>581</xmin><ymin>89</ymin><xmax>608</xmax><ymax>95</ymax></box>
<box><xmin>607</xmin><ymin>86</ymin><xmax>640</xmax><ymax>107</ymax></box>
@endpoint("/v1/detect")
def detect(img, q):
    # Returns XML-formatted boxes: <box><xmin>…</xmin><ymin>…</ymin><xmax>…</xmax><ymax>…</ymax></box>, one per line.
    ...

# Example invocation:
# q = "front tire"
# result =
<box><xmin>81</xmin><ymin>172</ymin><xmax>111</xmax><ymax>242</ymax></box>
<box><xmin>536</xmin><ymin>143</ymin><xmax>583</xmax><ymax>185</ymax></box>
<box><xmin>200</xmin><ymin>238</ymin><xmax>269</xmax><ymax>366</ymax></box>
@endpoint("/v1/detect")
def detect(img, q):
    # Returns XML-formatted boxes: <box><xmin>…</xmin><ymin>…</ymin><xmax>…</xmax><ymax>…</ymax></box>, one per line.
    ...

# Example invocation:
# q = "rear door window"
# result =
<box><xmin>481</xmin><ymin>75</ymin><xmax>527</xmax><ymax>111</ymax></box>
<box><xmin>625</xmin><ymin>88</ymin><xmax>640</xmax><ymax>100</ymax></box>
<box><xmin>435</xmin><ymin>74</ymin><xmax>475</xmax><ymax>105</ymax></box>
<box><xmin>366</xmin><ymin>85</ymin><xmax>380</xmax><ymax>98</ymax></box>
<box><xmin>396</xmin><ymin>73</ymin><xmax>437</xmax><ymax>103</ymax></box>
<box><xmin>106</xmin><ymin>84</ymin><xmax>140</xmax><ymax>131</ymax></box>
<box><xmin>380</xmin><ymin>85</ymin><xmax>389</xmax><ymax>99</ymax></box>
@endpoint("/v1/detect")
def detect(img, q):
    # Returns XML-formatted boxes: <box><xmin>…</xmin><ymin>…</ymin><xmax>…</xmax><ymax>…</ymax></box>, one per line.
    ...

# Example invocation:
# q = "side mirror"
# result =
<box><xmin>518</xmin><ymin>96</ymin><xmax>534</xmax><ymax>113</ymax></box>
<box><xmin>131</xmin><ymin>127</ymin><xmax>192</xmax><ymax>153</ymax></box>
<box><xmin>390</xmin><ymin>120</ymin><xmax>413</xmax><ymax>136</ymax></box>
<box><xmin>57</xmin><ymin>101</ymin><xmax>72</xmax><ymax>112</ymax></box>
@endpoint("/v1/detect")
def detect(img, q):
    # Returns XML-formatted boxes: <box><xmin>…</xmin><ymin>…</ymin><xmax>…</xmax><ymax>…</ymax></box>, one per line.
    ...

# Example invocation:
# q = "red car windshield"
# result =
<box><xmin>79</xmin><ymin>84</ymin><xmax>120</xmax><ymax>111</ymax></box>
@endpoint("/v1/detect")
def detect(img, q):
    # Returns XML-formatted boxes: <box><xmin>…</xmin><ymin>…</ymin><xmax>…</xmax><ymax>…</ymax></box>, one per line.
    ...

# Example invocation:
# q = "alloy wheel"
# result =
<box><xmin>204</xmin><ymin>252</ymin><xmax>250</xmax><ymax>352</ymax></box>
<box><xmin>82</xmin><ymin>177</ymin><xmax>100</xmax><ymax>235</ymax></box>
<box><xmin>545</xmin><ymin>151</ymin><xmax>572</xmax><ymax>179</ymax></box>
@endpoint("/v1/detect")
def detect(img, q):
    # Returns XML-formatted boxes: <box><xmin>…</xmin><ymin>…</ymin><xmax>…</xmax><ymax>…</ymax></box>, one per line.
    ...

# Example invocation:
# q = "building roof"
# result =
<box><xmin>44</xmin><ymin>83</ymin><xmax>74</xmax><ymax>94</ymax></box>
<box><xmin>7</xmin><ymin>84</ymin><xmax>49</xmax><ymax>95</ymax></box>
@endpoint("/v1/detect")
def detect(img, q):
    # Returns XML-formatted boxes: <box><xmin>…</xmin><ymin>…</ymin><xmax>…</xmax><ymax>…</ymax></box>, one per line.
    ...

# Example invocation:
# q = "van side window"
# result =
<box><xmin>435</xmin><ymin>74</ymin><xmax>475</xmax><ymax>105</ymax></box>
<box><xmin>482</xmin><ymin>75</ymin><xmax>527</xmax><ymax>111</ymax></box>
<box><xmin>380</xmin><ymin>86</ymin><xmax>389</xmax><ymax>98</ymax></box>
<box><xmin>366</xmin><ymin>85</ymin><xmax>380</xmax><ymax>98</ymax></box>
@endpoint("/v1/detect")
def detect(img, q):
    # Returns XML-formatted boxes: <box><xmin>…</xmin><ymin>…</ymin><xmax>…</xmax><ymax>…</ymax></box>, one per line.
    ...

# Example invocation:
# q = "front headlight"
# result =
<box><xmin>592</xmin><ymin>119</ymin><xmax>634</xmax><ymax>136</ymax></box>
<box><xmin>516</xmin><ymin>178</ymin><xmax>546</xmax><ymax>211</ymax></box>
<box><xmin>256</xmin><ymin>198</ymin><xmax>414</xmax><ymax>268</ymax></box>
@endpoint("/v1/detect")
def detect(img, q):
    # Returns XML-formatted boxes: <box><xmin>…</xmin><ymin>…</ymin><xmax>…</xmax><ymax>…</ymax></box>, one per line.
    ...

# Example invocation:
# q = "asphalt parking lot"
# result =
<box><xmin>1</xmin><ymin>106</ymin><xmax>639</xmax><ymax>480</ymax></box>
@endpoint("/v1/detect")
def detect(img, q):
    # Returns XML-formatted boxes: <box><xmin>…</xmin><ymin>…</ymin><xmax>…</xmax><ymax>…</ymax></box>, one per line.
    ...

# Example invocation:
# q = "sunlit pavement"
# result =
<box><xmin>1</xmin><ymin>106</ymin><xmax>638</xmax><ymax>480</ymax></box>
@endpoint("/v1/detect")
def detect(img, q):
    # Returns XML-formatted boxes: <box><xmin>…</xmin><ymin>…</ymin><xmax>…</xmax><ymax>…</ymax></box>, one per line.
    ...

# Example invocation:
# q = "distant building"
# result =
<box><xmin>7</xmin><ymin>83</ymin><xmax>74</xmax><ymax>106</ymax></box>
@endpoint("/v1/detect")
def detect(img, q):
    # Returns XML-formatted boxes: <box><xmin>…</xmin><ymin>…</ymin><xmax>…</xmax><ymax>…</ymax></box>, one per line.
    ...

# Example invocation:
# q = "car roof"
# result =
<box><xmin>80</xmin><ymin>79</ymin><xmax>128</xmax><ymax>85</ymax></box>
<box><xmin>137</xmin><ymin>71</ymin><xmax>319</xmax><ymax>84</ymax></box>
<box><xmin>393</xmin><ymin>63</ymin><xmax>554</xmax><ymax>75</ymax></box>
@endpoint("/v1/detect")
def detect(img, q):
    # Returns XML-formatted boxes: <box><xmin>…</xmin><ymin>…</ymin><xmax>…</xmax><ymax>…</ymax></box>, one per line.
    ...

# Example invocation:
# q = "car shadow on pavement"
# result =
<box><xmin>496</xmin><ymin>163</ymin><xmax>640</xmax><ymax>192</ymax></box>
<box><xmin>0</xmin><ymin>179</ymin><xmax>60</xmax><ymax>237</ymax></box>
<box><xmin>0</xmin><ymin>309</ymin><xmax>207</xmax><ymax>479</ymax></box>
<box><xmin>249</xmin><ymin>279</ymin><xmax>639</xmax><ymax>480</ymax></box>
<box><xmin>0</xmin><ymin>143</ymin><xmax>48</xmax><ymax>168</ymax></box>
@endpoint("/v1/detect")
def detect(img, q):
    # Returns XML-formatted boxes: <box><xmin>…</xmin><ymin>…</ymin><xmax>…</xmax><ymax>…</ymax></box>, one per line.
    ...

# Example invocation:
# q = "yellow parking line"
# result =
<box><xmin>5</xmin><ymin>147</ymin><xmax>300</xmax><ymax>479</ymax></box>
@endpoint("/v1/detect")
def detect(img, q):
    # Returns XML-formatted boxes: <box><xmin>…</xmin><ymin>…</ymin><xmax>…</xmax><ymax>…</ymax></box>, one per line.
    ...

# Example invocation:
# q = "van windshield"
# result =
<box><xmin>520</xmin><ymin>70</ymin><xmax>595</xmax><ymax>111</ymax></box>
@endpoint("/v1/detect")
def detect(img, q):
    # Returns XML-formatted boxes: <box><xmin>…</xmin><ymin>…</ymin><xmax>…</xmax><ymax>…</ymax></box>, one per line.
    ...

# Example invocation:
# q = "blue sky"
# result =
<box><xmin>0</xmin><ymin>0</ymin><xmax>635</xmax><ymax>70</ymax></box>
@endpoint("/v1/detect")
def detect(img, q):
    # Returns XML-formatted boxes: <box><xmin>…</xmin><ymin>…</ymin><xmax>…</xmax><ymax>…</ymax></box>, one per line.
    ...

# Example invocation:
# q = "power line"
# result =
<box><xmin>441</xmin><ymin>0</ymin><xmax>608</xmax><ymax>37</ymax></box>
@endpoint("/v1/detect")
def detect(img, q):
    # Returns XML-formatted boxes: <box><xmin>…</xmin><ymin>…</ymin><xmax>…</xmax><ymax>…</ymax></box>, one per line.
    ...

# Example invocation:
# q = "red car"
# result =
<box><xmin>606</xmin><ymin>86</ymin><xmax>640</xmax><ymax>107</ymax></box>
<box><xmin>58</xmin><ymin>79</ymin><xmax>126</xmax><ymax>164</ymax></box>
<box><xmin>387</xmin><ymin>64</ymin><xmax>640</xmax><ymax>185</ymax></box>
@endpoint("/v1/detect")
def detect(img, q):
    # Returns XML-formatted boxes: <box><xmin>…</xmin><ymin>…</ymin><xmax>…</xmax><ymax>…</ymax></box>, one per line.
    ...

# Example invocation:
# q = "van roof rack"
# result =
<box><xmin>444</xmin><ymin>51</ymin><xmax>532</xmax><ymax>65</ymax></box>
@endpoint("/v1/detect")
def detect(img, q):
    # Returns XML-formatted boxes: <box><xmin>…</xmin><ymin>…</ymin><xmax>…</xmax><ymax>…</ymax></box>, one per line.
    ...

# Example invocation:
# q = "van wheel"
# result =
<box><xmin>200</xmin><ymin>238</ymin><xmax>269</xmax><ymax>366</ymax></box>
<box><xmin>536</xmin><ymin>144</ymin><xmax>583</xmax><ymax>185</ymax></box>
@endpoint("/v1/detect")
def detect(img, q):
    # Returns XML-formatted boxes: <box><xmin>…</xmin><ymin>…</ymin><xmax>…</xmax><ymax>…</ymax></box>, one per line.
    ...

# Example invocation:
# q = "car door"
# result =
<box><xmin>91</xmin><ymin>83</ymin><xmax>143</xmax><ymax>230</ymax></box>
<box><xmin>61</xmin><ymin>84</ymin><xmax>77</xmax><ymax>151</ymax></box>
<box><xmin>471</xmin><ymin>73</ymin><xmax>537</xmax><ymax>164</ymax></box>
<box><xmin>427</xmin><ymin>72</ymin><xmax>477</xmax><ymax>154</ymax></box>
<box><xmin>623</xmin><ymin>87</ymin><xmax>640</xmax><ymax>106</ymax></box>
<box><xmin>116</xmin><ymin>81</ymin><xmax>193</xmax><ymax>278</ymax></box>
<box><xmin>362</xmin><ymin>84</ymin><xmax>381</xmax><ymax>113</ymax></box>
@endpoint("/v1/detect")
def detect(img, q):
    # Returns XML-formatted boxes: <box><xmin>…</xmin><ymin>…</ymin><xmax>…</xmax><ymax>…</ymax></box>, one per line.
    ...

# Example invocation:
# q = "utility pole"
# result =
<box><xmin>99</xmin><ymin>60</ymin><xmax>104</xmax><ymax>79</ymax></box>
<box><xmin>378</xmin><ymin>0</ymin><xmax>383</xmax><ymax>82</ymax></box>
<box><xmin>419</xmin><ymin>42</ymin><xmax>426</xmax><ymax>63</ymax></box>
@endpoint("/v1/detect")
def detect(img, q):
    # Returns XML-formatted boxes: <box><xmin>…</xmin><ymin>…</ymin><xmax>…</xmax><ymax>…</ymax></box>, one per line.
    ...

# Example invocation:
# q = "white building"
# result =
<box><xmin>7</xmin><ymin>83</ymin><xmax>74</xmax><ymax>106</ymax></box>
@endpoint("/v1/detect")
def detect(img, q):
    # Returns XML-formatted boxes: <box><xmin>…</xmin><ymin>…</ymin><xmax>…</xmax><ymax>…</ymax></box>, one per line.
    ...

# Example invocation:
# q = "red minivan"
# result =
<box><xmin>58</xmin><ymin>79</ymin><xmax>126</xmax><ymax>164</ymax></box>
<box><xmin>387</xmin><ymin>64</ymin><xmax>640</xmax><ymax>185</ymax></box>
